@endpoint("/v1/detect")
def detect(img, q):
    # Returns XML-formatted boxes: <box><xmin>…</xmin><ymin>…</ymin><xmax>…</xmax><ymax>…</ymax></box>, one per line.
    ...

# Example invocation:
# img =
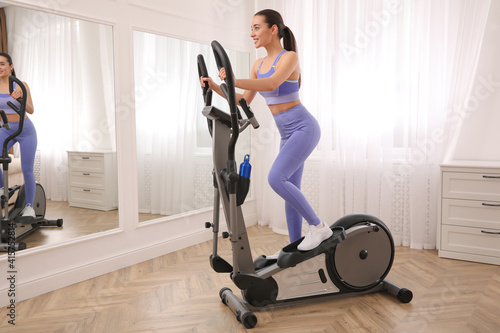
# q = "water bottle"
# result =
<box><xmin>239</xmin><ymin>154</ymin><xmax>251</xmax><ymax>179</ymax></box>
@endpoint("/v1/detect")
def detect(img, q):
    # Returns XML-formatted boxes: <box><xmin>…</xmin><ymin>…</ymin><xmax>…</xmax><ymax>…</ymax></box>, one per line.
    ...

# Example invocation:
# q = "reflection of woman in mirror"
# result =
<box><xmin>0</xmin><ymin>52</ymin><xmax>37</xmax><ymax>218</ymax></box>
<box><xmin>201</xmin><ymin>9</ymin><xmax>332</xmax><ymax>257</ymax></box>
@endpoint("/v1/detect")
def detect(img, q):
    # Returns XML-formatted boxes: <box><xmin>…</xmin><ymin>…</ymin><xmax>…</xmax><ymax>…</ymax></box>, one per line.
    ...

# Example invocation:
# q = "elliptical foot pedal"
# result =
<box><xmin>253</xmin><ymin>255</ymin><xmax>277</xmax><ymax>270</ymax></box>
<box><xmin>210</xmin><ymin>254</ymin><xmax>233</xmax><ymax>273</ymax></box>
<box><xmin>14</xmin><ymin>216</ymin><xmax>36</xmax><ymax>224</ymax></box>
<box><xmin>277</xmin><ymin>226</ymin><xmax>346</xmax><ymax>268</ymax></box>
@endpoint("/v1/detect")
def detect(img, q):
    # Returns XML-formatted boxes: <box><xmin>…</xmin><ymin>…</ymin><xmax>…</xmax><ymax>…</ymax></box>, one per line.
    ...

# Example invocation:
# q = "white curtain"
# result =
<box><xmin>255</xmin><ymin>0</ymin><xmax>491</xmax><ymax>249</ymax></box>
<box><xmin>6</xmin><ymin>6</ymin><xmax>115</xmax><ymax>200</ymax></box>
<box><xmin>134</xmin><ymin>32</ymin><xmax>199</xmax><ymax>215</ymax></box>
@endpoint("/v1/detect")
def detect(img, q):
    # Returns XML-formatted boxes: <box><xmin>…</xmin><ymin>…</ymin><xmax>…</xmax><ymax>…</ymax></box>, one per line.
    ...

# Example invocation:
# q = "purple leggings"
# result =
<box><xmin>268</xmin><ymin>104</ymin><xmax>321</xmax><ymax>242</ymax></box>
<box><xmin>0</xmin><ymin>117</ymin><xmax>38</xmax><ymax>207</ymax></box>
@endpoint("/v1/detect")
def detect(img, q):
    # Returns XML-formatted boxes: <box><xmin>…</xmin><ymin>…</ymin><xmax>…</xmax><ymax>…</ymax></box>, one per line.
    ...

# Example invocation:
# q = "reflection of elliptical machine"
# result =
<box><xmin>0</xmin><ymin>75</ymin><xmax>63</xmax><ymax>252</ymax></box>
<box><xmin>199</xmin><ymin>41</ymin><xmax>413</xmax><ymax>329</ymax></box>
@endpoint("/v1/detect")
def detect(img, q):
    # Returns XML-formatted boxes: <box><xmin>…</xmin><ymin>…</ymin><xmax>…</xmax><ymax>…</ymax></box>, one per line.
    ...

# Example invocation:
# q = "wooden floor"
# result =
<box><xmin>21</xmin><ymin>200</ymin><xmax>119</xmax><ymax>249</ymax></box>
<box><xmin>1</xmin><ymin>224</ymin><xmax>500</xmax><ymax>333</ymax></box>
<box><xmin>11</xmin><ymin>200</ymin><xmax>162</xmax><ymax>250</ymax></box>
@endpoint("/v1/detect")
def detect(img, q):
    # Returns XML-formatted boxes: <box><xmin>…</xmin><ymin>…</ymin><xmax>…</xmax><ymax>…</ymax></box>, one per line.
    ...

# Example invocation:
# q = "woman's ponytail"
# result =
<box><xmin>282</xmin><ymin>26</ymin><xmax>297</xmax><ymax>53</ymax></box>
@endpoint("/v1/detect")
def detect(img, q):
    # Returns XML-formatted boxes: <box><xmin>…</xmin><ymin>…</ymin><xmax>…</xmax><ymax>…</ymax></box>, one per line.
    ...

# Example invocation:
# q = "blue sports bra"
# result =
<box><xmin>0</xmin><ymin>82</ymin><xmax>20</xmax><ymax>115</ymax></box>
<box><xmin>257</xmin><ymin>50</ymin><xmax>299</xmax><ymax>105</ymax></box>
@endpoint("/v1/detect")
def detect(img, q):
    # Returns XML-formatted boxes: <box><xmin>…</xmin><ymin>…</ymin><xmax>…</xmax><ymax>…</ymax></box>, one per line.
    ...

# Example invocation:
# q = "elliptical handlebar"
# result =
<box><xmin>197</xmin><ymin>54</ymin><xmax>212</xmax><ymax>106</ymax></box>
<box><xmin>198</xmin><ymin>54</ymin><xmax>215</xmax><ymax>137</ymax></box>
<box><xmin>210</xmin><ymin>40</ymin><xmax>239</xmax><ymax>162</ymax></box>
<box><xmin>7</xmin><ymin>75</ymin><xmax>27</xmax><ymax>117</ymax></box>
<box><xmin>2</xmin><ymin>76</ymin><xmax>27</xmax><ymax>160</ymax></box>
<box><xmin>199</xmin><ymin>41</ymin><xmax>259</xmax><ymax>160</ymax></box>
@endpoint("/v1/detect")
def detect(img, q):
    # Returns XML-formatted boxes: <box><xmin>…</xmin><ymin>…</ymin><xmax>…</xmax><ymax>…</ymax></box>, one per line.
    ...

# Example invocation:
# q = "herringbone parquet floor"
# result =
<box><xmin>1</xmin><ymin>224</ymin><xmax>500</xmax><ymax>333</ymax></box>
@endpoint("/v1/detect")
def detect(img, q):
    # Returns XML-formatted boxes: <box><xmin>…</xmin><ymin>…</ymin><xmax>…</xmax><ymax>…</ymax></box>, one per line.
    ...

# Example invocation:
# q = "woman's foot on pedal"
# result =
<box><xmin>297</xmin><ymin>221</ymin><xmax>333</xmax><ymax>251</ymax></box>
<box><xmin>21</xmin><ymin>205</ymin><xmax>36</xmax><ymax>218</ymax></box>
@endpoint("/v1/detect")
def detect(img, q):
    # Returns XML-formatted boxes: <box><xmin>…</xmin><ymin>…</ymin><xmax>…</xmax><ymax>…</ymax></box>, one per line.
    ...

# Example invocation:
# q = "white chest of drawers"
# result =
<box><xmin>67</xmin><ymin>151</ymin><xmax>118</xmax><ymax>211</ymax></box>
<box><xmin>439</xmin><ymin>161</ymin><xmax>500</xmax><ymax>265</ymax></box>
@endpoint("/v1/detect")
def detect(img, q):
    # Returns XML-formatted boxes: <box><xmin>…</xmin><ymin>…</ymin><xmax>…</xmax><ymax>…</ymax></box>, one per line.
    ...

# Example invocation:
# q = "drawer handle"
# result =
<box><xmin>482</xmin><ymin>203</ymin><xmax>500</xmax><ymax>207</ymax></box>
<box><xmin>82</xmin><ymin>173</ymin><xmax>91</xmax><ymax>176</ymax></box>
<box><xmin>481</xmin><ymin>230</ymin><xmax>500</xmax><ymax>235</ymax></box>
<box><xmin>82</xmin><ymin>157</ymin><xmax>90</xmax><ymax>160</ymax></box>
<box><xmin>83</xmin><ymin>189</ymin><xmax>91</xmax><ymax>192</ymax></box>
<box><xmin>482</xmin><ymin>175</ymin><xmax>500</xmax><ymax>179</ymax></box>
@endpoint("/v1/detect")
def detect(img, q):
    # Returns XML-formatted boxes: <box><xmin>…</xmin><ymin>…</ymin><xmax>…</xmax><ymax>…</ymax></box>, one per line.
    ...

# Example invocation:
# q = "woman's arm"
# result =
<box><xmin>201</xmin><ymin>57</ymin><xmax>260</xmax><ymax>105</ymax></box>
<box><xmin>23</xmin><ymin>82</ymin><xmax>34</xmax><ymax>114</ymax></box>
<box><xmin>237</xmin><ymin>59</ymin><xmax>259</xmax><ymax>104</ymax></box>
<box><xmin>235</xmin><ymin>51</ymin><xmax>299</xmax><ymax>92</ymax></box>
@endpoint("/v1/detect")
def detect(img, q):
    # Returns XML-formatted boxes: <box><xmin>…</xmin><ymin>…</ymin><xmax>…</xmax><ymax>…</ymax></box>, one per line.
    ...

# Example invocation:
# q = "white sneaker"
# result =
<box><xmin>265</xmin><ymin>250</ymin><xmax>281</xmax><ymax>260</ymax></box>
<box><xmin>297</xmin><ymin>221</ymin><xmax>333</xmax><ymax>251</ymax></box>
<box><xmin>21</xmin><ymin>205</ymin><xmax>36</xmax><ymax>218</ymax></box>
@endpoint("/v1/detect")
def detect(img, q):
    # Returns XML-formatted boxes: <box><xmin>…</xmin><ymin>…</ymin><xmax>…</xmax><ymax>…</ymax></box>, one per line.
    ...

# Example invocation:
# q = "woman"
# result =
<box><xmin>0</xmin><ymin>52</ymin><xmax>37</xmax><ymax>218</ymax></box>
<box><xmin>202</xmin><ymin>9</ymin><xmax>332</xmax><ymax>255</ymax></box>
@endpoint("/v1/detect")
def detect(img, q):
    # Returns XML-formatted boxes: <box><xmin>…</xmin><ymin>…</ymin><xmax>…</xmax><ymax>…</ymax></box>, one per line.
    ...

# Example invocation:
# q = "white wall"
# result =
<box><xmin>451</xmin><ymin>0</ymin><xmax>500</xmax><ymax>161</ymax></box>
<box><xmin>0</xmin><ymin>0</ymin><xmax>257</xmax><ymax>306</ymax></box>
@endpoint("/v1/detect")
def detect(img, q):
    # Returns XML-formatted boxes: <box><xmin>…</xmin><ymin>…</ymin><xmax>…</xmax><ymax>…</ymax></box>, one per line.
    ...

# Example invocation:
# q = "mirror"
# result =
<box><xmin>0</xmin><ymin>5</ymin><xmax>118</xmax><ymax>253</ymax></box>
<box><xmin>133</xmin><ymin>31</ymin><xmax>251</xmax><ymax>222</ymax></box>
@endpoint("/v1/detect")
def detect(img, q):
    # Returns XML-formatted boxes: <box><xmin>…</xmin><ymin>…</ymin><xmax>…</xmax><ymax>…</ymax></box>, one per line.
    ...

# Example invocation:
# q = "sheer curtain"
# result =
<box><xmin>6</xmin><ymin>6</ymin><xmax>115</xmax><ymax>200</ymax></box>
<box><xmin>255</xmin><ymin>0</ymin><xmax>491</xmax><ymax>249</ymax></box>
<box><xmin>134</xmin><ymin>32</ymin><xmax>200</xmax><ymax>215</ymax></box>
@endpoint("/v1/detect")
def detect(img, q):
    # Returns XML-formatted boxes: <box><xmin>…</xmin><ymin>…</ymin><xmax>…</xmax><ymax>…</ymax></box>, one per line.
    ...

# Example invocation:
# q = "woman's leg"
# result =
<box><xmin>269</xmin><ymin>105</ymin><xmax>332</xmax><ymax>251</ymax></box>
<box><xmin>268</xmin><ymin>128</ymin><xmax>320</xmax><ymax>217</ymax></box>
<box><xmin>268</xmin><ymin>106</ymin><xmax>321</xmax><ymax>235</ymax></box>
<box><xmin>16</xmin><ymin>118</ymin><xmax>38</xmax><ymax>207</ymax></box>
<box><xmin>284</xmin><ymin>163</ymin><xmax>305</xmax><ymax>242</ymax></box>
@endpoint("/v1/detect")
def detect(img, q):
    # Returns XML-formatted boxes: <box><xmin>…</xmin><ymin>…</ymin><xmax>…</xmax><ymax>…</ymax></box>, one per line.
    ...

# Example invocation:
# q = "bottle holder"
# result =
<box><xmin>237</xmin><ymin>177</ymin><xmax>250</xmax><ymax>206</ymax></box>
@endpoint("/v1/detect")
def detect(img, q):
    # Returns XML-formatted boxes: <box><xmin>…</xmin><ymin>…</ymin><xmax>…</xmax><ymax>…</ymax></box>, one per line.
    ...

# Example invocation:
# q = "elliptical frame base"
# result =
<box><xmin>0</xmin><ymin>183</ymin><xmax>63</xmax><ymax>252</ymax></box>
<box><xmin>220</xmin><ymin>277</ymin><xmax>412</xmax><ymax>329</ymax></box>
<box><xmin>219</xmin><ymin>216</ymin><xmax>413</xmax><ymax>329</ymax></box>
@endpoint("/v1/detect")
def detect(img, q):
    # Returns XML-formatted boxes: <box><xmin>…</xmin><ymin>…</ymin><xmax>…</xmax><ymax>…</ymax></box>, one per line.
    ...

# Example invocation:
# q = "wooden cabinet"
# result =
<box><xmin>439</xmin><ymin>161</ymin><xmax>500</xmax><ymax>265</ymax></box>
<box><xmin>67</xmin><ymin>151</ymin><xmax>117</xmax><ymax>211</ymax></box>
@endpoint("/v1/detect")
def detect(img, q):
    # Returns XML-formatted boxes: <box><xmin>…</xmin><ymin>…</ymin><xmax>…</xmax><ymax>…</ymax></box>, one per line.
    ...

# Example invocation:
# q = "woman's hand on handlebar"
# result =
<box><xmin>200</xmin><ymin>68</ymin><xmax>235</xmax><ymax>89</ymax></box>
<box><xmin>11</xmin><ymin>89</ymin><xmax>23</xmax><ymax>100</ymax></box>
<box><xmin>218</xmin><ymin>68</ymin><xmax>226</xmax><ymax>81</ymax></box>
<box><xmin>218</xmin><ymin>68</ymin><xmax>237</xmax><ymax>85</ymax></box>
<box><xmin>200</xmin><ymin>76</ymin><xmax>217</xmax><ymax>90</ymax></box>
<box><xmin>200</xmin><ymin>69</ymin><xmax>239</xmax><ymax>100</ymax></box>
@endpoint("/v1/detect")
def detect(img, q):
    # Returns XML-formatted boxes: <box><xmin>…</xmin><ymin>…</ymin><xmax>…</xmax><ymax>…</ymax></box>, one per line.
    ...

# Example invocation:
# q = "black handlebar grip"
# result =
<box><xmin>0</xmin><ymin>110</ymin><xmax>10</xmax><ymax>130</ymax></box>
<box><xmin>9</xmin><ymin>76</ymin><xmax>15</xmax><ymax>95</ymax></box>
<box><xmin>239</xmin><ymin>98</ymin><xmax>260</xmax><ymax>129</ymax></box>
<box><xmin>197</xmin><ymin>55</ymin><xmax>209</xmax><ymax>94</ymax></box>
<box><xmin>197</xmin><ymin>54</ymin><xmax>213</xmax><ymax>106</ymax></box>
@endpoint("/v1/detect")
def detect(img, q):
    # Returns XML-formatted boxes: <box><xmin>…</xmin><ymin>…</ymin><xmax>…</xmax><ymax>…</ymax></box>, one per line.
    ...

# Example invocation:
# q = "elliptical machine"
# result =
<box><xmin>199</xmin><ymin>41</ymin><xmax>412</xmax><ymax>329</ymax></box>
<box><xmin>0</xmin><ymin>76</ymin><xmax>63</xmax><ymax>252</ymax></box>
